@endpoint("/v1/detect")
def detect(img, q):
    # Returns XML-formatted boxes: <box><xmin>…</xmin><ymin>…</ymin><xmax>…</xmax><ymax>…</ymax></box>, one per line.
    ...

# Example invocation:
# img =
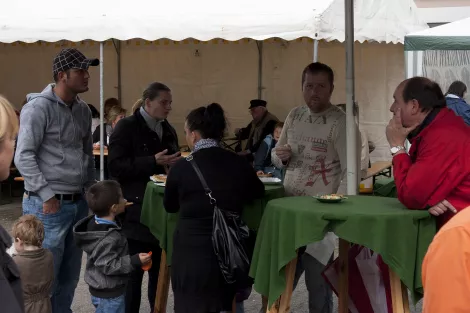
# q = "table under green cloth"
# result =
<box><xmin>140</xmin><ymin>181</ymin><xmax>285</xmax><ymax>265</ymax></box>
<box><xmin>249</xmin><ymin>196</ymin><xmax>436</xmax><ymax>306</ymax></box>
<box><xmin>374</xmin><ymin>177</ymin><xmax>397</xmax><ymax>198</ymax></box>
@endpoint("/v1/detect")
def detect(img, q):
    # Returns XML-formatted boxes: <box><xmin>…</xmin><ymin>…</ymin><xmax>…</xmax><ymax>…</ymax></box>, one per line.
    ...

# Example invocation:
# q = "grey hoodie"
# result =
<box><xmin>14</xmin><ymin>84</ymin><xmax>95</xmax><ymax>201</ymax></box>
<box><xmin>73</xmin><ymin>215</ymin><xmax>141</xmax><ymax>298</ymax></box>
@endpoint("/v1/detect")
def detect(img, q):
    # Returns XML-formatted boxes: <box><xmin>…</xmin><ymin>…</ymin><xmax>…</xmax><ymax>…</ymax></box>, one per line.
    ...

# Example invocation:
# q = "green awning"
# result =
<box><xmin>405</xmin><ymin>36</ymin><xmax>470</xmax><ymax>51</ymax></box>
<box><xmin>405</xmin><ymin>17</ymin><xmax>470</xmax><ymax>51</ymax></box>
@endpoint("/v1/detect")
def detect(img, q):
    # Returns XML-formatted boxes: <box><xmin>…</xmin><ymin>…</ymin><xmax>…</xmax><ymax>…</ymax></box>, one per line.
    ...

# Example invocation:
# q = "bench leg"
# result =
<box><xmin>389</xmin><ymin>268</ymin><xmax>410</xmax><ymax>313</ymax></box>
<box><xmin>154</xmin><ymin>250</ymin><xmax>171</xmax><ymax>313</ymax></box>
<box><xmin>267</xmin><ymin>255</ymin><xmax>298</xmax><ymax>313</ymax></box>
<box><xmin>338</xmin><ymin>239</ymin><xmax>350</xmax><ymax>313</ymax></box>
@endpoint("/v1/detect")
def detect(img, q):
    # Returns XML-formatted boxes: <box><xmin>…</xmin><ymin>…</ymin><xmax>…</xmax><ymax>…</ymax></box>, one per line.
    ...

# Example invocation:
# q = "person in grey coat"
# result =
<box><xmin>74</xmin><ymin>180</ymin><xmax>151</xmax><ymax>313</ymax></box>
<box><xmin>14</xmin><ymin>48</ymin><xmax>99</xmax><ymax>313</ymax></box>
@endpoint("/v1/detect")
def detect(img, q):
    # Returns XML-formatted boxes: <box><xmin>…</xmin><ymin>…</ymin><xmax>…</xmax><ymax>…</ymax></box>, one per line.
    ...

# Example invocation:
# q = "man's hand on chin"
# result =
<box><xmin>386</xmin><ymin>108</ymin><xmax>419</xmax><ymax>148</ymax></box>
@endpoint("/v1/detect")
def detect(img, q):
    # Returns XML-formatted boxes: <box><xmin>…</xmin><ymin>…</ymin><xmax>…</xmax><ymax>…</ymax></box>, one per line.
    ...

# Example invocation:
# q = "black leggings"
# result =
<box><xmin>125</xmin><ymin>238</ymin><xmax>162</xmax><ymax>313</ymax></box>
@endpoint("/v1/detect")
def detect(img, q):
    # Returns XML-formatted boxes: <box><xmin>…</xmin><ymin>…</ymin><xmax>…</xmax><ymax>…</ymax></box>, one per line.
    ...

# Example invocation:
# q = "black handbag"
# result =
<box><xmin>187</xmin><ymin>155</ymin><xmax>250</xmax><ymax>284</ymax></box>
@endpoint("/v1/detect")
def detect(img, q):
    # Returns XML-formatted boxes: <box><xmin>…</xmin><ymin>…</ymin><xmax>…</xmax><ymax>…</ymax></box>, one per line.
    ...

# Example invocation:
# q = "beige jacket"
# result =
<box><xmin>13</xmin><ymin>248</ymin><xmax>54</xmax><ymax>313</ymax></box>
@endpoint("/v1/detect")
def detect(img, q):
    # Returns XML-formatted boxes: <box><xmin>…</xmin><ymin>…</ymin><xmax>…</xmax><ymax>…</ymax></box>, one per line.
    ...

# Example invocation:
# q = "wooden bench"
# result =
<box><xmin>363</xmin><ymin>161</ymin><xmax>392</xmax><ymax>186</ymax></box>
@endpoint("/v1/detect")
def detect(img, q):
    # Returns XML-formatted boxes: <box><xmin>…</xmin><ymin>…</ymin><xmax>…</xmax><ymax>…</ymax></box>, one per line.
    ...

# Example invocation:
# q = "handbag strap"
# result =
<box><xmin>187</xmin><ymin>155</ymin><xmax>217</xmax><ymax>205</ymax></box>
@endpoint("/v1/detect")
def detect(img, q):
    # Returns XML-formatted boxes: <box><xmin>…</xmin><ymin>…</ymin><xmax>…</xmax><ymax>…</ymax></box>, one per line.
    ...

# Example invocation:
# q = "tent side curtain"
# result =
<box><xmin>405</xmin><ymin>36</ymin><xmax>470</xmax><ymax>51</ymax></box>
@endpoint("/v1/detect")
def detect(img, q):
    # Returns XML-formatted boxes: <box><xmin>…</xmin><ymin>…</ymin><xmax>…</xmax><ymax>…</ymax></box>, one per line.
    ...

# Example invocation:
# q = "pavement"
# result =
<box><xmin>0</xmin><ymin>196</ymin><xmax>423</xmax><ymax>313</ymax></box>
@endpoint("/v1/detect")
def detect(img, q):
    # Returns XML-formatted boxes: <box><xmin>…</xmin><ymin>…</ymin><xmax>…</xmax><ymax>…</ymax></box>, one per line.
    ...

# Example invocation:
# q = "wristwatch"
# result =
<box><xmin>390</xmin><ymin>145</ymin><xmax>405</xmax><ymax>155</ymax></box>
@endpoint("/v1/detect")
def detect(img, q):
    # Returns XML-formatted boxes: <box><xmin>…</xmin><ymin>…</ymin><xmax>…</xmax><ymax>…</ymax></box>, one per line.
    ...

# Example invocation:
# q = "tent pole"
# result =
<box><xmin>99</xmin><ymin>42</ymin><xmax>105</xmax><ymax>181</ymax></box>
<box><xmin>256</xmin><ymin>41</ymin><xmax>263</xmax><ymax>99</ymax></box>
<box><xmin>112</xmin><ymin>39</ymin><xmax>122</xmax><ymax>103</ymax></box>
<box><xmin>116</xmin><ymin>40</ymin><xmax>122</xmax><ymax>102</ymax></box>
<box><xmin>345</xmin><ymin>0</ymin><xmax>358</xmax><ymax>195</ymax></box>
<box><xmin>313</xmin><ymin>39</ymin><xmax>319</xmax><ymax>62</ymax></box>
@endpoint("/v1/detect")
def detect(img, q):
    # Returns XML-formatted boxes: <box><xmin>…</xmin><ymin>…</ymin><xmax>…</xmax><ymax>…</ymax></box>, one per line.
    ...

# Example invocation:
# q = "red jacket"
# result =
<box><xmin>393</xmin><ymin>108</ymin><xmax>470</xmax><ymax>227</ymax></box>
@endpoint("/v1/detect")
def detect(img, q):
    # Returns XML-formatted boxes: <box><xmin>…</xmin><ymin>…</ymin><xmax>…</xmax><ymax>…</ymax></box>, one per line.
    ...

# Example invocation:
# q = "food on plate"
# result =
<box><xmin>152</xmin><ymin>174</ymin><xmax>167</xmax><ymax>183</ymax></box>
<box><xmin>317</xmin><ymin>194</ymin><xmax>344</xmax><ymax>200</ymax></box>
<box><xmin>181</xmin><ymin>151</ymin><xmax>190</xmax><ymax>158</ymax></box>
<box><xmin>257</xmin><ymin>171</ymin><xmax>273</xmax><ymax>177</ymax></box>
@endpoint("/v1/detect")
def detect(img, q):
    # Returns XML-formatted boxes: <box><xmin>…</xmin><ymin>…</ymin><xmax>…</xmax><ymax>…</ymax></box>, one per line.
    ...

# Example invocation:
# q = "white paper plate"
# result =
<box><xmin>259</xmin><ymin>177</ymin><xmax>282</xmax><ymax>185</ymax></box>
<box><xmin>154</xmin><ymin>182</ymin><xmax>165</xmax><ymax>187</ymax></box>
<box><xmin>150</xmin><ymin>176</ymin><xmax>166</xmax><ymax>185</ymax></box>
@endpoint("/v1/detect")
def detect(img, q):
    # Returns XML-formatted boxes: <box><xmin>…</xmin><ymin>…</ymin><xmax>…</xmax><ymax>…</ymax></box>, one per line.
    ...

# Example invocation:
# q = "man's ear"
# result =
<box><xmin>410</xmin><ymin>99</ymin><xmax>421</xmax><ymax>114</ymax></box>
<box><xmin>330</xmin><ymin>84</ymin><xmax>335</xmax><ymax>95</ymax></box>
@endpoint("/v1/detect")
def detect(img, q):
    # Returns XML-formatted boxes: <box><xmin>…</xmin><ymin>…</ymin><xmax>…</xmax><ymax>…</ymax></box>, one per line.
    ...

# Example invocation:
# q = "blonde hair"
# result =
<box><xmin>107</xmin><ymin>106</ymin><xmax>127</xmax><ymax>124</ymax></box>
<box><xmin>132</xmin><ymin>99</ymin><xmax>143</xmax><ymax>113</ymax></box>
<box><xmin>12</xmin><ymin>215</ymin><xmax>45</xmax><ymax>247</ymax></box>
<box><xmin>0</xmin><ymin>95</ymin><xmax>19</xmax><ymax>144</ymax></box>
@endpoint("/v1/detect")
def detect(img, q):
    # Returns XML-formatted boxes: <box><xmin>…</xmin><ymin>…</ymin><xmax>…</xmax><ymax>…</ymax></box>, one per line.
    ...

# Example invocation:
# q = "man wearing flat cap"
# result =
<box><xmin>235</xmin><ymin>99</ymin><xmax>279</xmax><ymax>159</ymax></box>
<box><xmin>15</xmin><ymin>48</ymin><xmax>99</xmax><ymax>313</ymax></box>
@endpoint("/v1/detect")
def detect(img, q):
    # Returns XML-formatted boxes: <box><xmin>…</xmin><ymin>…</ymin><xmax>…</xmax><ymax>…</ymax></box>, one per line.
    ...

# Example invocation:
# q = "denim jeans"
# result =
<box><xmin>91</xmin><ymin>294</ymin><xmax>125</xmax><ymax>313</ymax></box>
<box><xmin>22</xmin><ymin>194</ymin><xmax>88</xmax><ymax>313</ymax></box>
<box><xmin>293</xmin><ymin>252</ymin><xmax>333</xmax><ymax>313</ymax></box>
<box><xmin>235</xmin><ymin>301</ymin><xmax>245</xmax><ymax>313</ymax></box>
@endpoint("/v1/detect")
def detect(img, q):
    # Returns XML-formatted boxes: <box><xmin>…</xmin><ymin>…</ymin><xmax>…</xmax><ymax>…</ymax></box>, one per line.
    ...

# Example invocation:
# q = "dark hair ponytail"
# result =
<box><xmin>187</xmin><ymin>103</ymin><xmax>226</xmax><ymax>141</ymax></box>
<box><xmin>446</xmin><ymin>81</ymin><xmax>467</xmax><ymax>98</ymax></box>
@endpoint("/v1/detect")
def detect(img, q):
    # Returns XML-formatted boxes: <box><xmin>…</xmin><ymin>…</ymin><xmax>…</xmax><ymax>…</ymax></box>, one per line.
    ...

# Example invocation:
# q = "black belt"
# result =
<box><xmin>25</xmin><ymin>191</ymin><xmax>82</xmax><ymax>202</ymax></box>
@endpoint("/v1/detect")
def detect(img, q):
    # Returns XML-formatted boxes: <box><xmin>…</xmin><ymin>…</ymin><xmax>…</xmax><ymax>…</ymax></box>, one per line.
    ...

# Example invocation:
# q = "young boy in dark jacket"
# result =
<box><xmin>74</xmin><ymin>181</ymin><xmax>151</xmax><ymax>313</ymax></box>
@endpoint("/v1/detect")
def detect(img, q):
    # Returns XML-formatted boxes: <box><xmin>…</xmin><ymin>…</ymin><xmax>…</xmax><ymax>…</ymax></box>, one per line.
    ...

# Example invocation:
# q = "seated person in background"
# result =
<box><xmin>254</xmin><ymin>122</ymin><xmax>284</xmax><ymax>179</ymax></box>
<box><xmin>88</xmin><ymin>104</ymin><xmax>100</xmax><ymax>133</ymax></box>
<box><xmin>445</xmin><ymin>80</ymin><xmax>470</xmax><ymax>126</ymax></box>
<box><xmin>74</xmin><ymin>181</ymin><xmax>151</xmax><ymax>313</ymax></box>
<box><xmin>11</xmin><ymin>215</ymin><xmax>54</xmax><ymax>313</ymax></box>
<box><xmin>235</xmin><ymin>99</ymin><xmax>279</xmax><ymax>160</ymax></box>
<box><xmin>93</xmin><ymin>106</ymin><xmax>127</xmax><ymax>148</ymax></box>
<box><xmin>93</xmin><ymin>106</ymin><xmax>127</xmax><ymax>180</ymax></box>
<box><xmin>386</xmin><ymin>77</ymin><xmax>470</xmax><ymax>228</ymax></box>
<box><xmin>421</xmin><ymin>205</ymin><xmax>470</xmax><ymax>313</ymax></box>
<box><xmin>104</xmin><ymin>97</ymin><xmax>121</xmax><ymax>120</ymax></box>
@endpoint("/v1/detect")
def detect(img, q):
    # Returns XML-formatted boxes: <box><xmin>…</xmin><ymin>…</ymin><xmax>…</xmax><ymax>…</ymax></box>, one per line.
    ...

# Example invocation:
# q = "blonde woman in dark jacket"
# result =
<box><xmin>0</xmin><ymin>95</ymin><xmax>23</xmax><ymax>313</ymax></box>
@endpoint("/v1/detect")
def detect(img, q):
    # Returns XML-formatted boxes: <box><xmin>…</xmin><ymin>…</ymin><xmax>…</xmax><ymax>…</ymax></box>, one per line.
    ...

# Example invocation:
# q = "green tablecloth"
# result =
<box><xmin>374</xmin><ymin>177</ymin><xmax>397</xmax><ymax>198</ymax></box>
<box><xmin>249</xmin><ymin>196</ymin><xmax>436</xmax><ymax>306</ymax></box>
<box><xmin>140</xmin><ymin>181</ymin><xmax>285</xmax><ymax>265</ymax></box>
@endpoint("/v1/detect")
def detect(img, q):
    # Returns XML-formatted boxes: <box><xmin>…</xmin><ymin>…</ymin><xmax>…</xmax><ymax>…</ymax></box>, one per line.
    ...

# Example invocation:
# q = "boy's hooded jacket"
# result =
<box><xmin>73</xmin><ymin>215</ymin><xmax>141</xmax><ymax>298</ymax></box>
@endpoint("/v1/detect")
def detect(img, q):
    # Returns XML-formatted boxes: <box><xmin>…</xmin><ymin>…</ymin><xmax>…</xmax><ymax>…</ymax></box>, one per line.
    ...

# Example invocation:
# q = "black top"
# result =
<box><xmin>92</xmin><ymin>123</ymin><xmax>111</xmax><ymax>146</ymax></box>
<box><xmin>163</xmin><ymin>147</ymin><xmax>264</xmax><ymax>313</ymax></box>
<box><xmin>108</xmin><ymin>109</ymin><xmax>179</xmax><ymax>242</ymax></box>
<box><xmin>0</xmin><ymin>225</ymin><xmax>24</xmax><ymax>313</ymax></box>
<box><xmin>164</xmin><ymin>147</ymin><xmax>264</xmax><ymax>215</ymax></box>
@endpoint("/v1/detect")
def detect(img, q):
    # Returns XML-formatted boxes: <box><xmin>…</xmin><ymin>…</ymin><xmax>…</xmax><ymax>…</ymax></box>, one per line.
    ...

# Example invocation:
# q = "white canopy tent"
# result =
<box><xmin>0</xmin><ymin>0</ymin><xmax>426</xmax><ymax>192</ymax></box>
<box><xmin>1</xmin><ymin>0</ymin><xmax>425</xmax><ymax>43</ymax></box>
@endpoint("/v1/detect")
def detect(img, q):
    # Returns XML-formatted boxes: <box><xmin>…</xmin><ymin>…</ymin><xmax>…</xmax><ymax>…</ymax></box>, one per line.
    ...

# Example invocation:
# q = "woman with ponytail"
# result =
<box><xmin>164</xmin><ymin>103</ymin><xmax>264</xmax><ymax>313</ymax></box>
<box><xmin>108</xmin><ymin>82</ymin><xmax>180</xmax><ymax>313</ymax></box>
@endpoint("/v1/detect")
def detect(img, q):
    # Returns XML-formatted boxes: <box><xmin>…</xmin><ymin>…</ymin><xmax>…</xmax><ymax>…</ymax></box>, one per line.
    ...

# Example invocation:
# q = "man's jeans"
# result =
<box><xmin>91</xmin><ymin>294</ymin><xmax>125</xmax><ymax>313</ymax></box>
<box><xmin>293</xmin><ymin>252</ymin><xmax>333</xmax><ymax>313</ymax></box>
<box><xmin>23</xmin><ymin>194</ymin><xmax>88</xmax><ymax>313</ymax></box>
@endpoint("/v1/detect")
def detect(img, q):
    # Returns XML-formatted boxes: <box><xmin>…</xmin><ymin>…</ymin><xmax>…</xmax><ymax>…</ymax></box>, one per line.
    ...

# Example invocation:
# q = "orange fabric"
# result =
<box><xmin>422</xmin><ymin>208</ymin><xmax>470</xmax><ymax>313</ymax></box>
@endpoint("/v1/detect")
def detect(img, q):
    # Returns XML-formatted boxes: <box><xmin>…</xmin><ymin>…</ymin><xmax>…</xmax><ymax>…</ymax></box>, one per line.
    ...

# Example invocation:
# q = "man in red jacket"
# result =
<box><xmin>386</xmin><ymin>77</ymin><xmax>470</xmax><ymax>228</ymax></box>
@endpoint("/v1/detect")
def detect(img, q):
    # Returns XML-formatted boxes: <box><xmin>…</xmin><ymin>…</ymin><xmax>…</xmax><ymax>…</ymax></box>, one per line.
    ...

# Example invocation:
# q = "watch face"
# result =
<box><xmin>391</xmin><ymin>146</ymin><xmax>403</xmax><ymax>154</ymax></box>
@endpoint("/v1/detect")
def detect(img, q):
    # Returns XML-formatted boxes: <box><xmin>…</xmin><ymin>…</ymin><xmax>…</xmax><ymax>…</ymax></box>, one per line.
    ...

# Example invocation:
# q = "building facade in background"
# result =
<box><xmin>415</xmin><ymin>0</ymin><xmax>470</xmax><ymax>26</ymax></box>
